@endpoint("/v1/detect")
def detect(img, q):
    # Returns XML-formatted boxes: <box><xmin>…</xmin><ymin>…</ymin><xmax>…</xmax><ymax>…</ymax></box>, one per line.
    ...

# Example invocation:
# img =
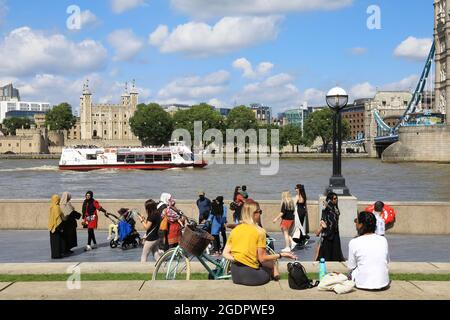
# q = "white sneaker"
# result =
<box><xmin>84</xmin><ymin>245</ymin><xmax>92</xmax><ymax>251</ymax></box>
<box><xmin>281</xmin><ymin>247</ymin><xmax>291</xmax><ymax>253</ymax></box>
<box><xmin>290</xmin><ymin>241</ymin><xmax>297</xmax><ymax>250</ymax></box>
<box><xmin>107</xmin><ymin>235</ymin><xmax>112</xmax><ymax>241</ymax></box>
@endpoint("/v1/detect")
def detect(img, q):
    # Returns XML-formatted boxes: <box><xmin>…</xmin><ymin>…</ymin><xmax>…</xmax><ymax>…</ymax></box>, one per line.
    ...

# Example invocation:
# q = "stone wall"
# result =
<box><xmin>0</xmin><ymin>199</ymin><xmax>449</xmax><ymax>235</ymax></box>
<box><xmin>383</xmin><ymin>125</ymin><xmax>450</xmax><ymax>162</ymax></box>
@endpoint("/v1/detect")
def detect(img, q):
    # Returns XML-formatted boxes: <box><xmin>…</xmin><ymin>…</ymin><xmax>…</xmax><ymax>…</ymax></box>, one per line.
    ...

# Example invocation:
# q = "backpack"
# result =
<box><xmin>229</xmin><ymin>202</ymin><xmax>237</xmax><ymax>211</ymax></box>
<box><xmin>287</xmin><ymin>262</ymin><xmax>318</xmax><ymax>290</ymax></box>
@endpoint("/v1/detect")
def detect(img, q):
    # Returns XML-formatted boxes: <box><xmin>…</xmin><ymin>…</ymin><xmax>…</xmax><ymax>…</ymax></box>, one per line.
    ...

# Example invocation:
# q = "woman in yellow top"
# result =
<box><xmin>223</xmin><ymin>201</ymin><xmax>296</xmax><ymax>286</ymax></box>
<box><xmin>48</xmin><ymin>194</ymin><xmax>65</xmax><ymax>259</ymax></box>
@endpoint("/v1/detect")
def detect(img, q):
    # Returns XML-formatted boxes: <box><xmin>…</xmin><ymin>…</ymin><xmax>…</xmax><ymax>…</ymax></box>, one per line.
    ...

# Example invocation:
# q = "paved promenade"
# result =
<box><xmin>1</xmin><ymin>231</ymin><xmax>450</xmax><ymax>263</ymax></box>
<box><xmin>1</xmin><ymin>279</ymin><xmax>450</xmax><ymax>300</ymax></box>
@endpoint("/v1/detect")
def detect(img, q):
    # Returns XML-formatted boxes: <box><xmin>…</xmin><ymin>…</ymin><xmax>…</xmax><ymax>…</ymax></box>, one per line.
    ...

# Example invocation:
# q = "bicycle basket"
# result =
<box><xmin>180</xmin><ymin>225</ymin><xmax>214</xmax><ymax>256</ymax></box>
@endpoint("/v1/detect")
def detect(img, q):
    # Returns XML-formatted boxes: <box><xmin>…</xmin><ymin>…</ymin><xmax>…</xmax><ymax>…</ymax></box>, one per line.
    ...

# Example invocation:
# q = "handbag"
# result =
<box><xmin>287</xmin><ymin>262</ymin><xmax>318</xmax><ymax>290</ymax></box>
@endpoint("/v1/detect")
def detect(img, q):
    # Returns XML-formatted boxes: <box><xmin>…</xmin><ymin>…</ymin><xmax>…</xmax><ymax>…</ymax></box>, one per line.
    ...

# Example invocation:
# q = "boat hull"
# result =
<box><xmin>59</xmin><ymin>162</ymin><xmax>208</xmax><ymax>171</ymax></box>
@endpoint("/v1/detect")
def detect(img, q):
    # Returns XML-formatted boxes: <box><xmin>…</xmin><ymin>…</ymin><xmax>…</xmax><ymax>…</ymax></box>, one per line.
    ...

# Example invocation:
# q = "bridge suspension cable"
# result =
<box><xmin>375</xmin><ymin>40</ymin><xmax>436</xmax><ymax>136</ymax></box>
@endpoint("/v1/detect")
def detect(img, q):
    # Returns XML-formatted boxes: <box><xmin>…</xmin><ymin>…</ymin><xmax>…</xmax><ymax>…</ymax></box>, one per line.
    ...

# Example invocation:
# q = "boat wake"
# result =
<box><xmin>0</xmin><ymin>165</ymin><xmax>59</xmax><ymax>172</ymax></box>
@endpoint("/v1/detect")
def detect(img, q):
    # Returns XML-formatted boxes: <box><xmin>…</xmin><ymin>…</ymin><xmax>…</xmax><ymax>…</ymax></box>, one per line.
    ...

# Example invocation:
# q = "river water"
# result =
<box><xmin>0</xmin><ymin>158</ymin><xmax>449</xmax><ymax>201</ymax></box>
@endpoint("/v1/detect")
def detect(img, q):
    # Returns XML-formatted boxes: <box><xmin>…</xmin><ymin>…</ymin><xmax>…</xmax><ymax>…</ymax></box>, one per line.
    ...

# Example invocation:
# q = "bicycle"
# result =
<box><xmin>152</xmin><ymin>213</ymin><xmax>277</xmax><ymax>281</ymax></box>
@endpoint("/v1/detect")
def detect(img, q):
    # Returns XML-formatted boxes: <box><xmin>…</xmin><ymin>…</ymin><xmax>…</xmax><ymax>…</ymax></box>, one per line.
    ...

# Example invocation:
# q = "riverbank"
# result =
<box><xmin>0</xmin><ymin>152</ymin><xmax>370</xmax><ymax>160</ymax></box>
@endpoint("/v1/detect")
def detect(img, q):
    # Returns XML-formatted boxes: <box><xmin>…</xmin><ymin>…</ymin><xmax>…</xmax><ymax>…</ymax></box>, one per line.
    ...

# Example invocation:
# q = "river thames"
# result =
<box><xmin>1</xmin><ymin>158</ymin><xmax>450</xmax><ymax>201</ymax></box>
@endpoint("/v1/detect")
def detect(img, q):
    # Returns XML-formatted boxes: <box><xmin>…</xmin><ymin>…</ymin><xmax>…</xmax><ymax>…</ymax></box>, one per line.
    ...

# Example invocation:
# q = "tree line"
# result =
<box><xmin>1</xmin><ymin>102</ymin><xmax>350</xmax><ymax>152</ymax></box>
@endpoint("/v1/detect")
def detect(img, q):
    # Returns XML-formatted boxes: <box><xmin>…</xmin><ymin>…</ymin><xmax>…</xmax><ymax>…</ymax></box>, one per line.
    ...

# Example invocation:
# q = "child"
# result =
<box><xmin>106</xmin><ymin>208</ymin><xmax>128</xmax><ymax>241</ymax></box>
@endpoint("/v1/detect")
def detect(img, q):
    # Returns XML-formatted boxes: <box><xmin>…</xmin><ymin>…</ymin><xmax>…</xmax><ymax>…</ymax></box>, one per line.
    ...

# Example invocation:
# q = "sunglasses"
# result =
<box><xmin>255</xmin><ymin>210</ymin><xmax>263</xmax><ymax>214</ymax></box>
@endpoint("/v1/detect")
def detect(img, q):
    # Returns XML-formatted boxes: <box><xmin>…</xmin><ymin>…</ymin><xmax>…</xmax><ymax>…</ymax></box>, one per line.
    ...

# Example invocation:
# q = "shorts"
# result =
<box><xmin>281</xmin><ymin>219</ymin><xmax>294</xmax><ymax>230</ymax></box>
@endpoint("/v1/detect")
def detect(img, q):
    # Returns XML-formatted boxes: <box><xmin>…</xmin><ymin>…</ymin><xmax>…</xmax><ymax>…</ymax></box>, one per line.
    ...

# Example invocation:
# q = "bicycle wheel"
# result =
<box><xmin>152</xmin><ymin>248</ymin><xmax>191</xmax><ymax>280</ymax></box>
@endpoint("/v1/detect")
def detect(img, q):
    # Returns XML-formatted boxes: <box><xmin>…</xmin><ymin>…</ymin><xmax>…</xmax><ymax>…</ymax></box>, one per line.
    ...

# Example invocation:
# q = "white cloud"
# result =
<box><xmin>80</xmin><ymin>10</ymin><xmax>101</xmax><ymax>29</ymax></box>
<box><xmin>303</xmin><ymin>88</ymin><xmax>326</xmax><ymax>105</ymax></box>
<box><xmin>394</xmin><ymin>37</ymin><xmax>433</xmax><ymax>61</ymax></box>
<box><xmin>208</xmin><ymin>98</ymin><xmax>227</xmax><ymax>108</ymax></box>
<box><xmin>0</xmin><ymin>27</ymin><xmax>108</xmax><ymax>77</ymax></box>
<box><xmin>232</xmin><ymin>58</ymin><xmax>274</xmax><ymax>78</ymax></box>
<box><xmin>234</xmin><ymin>73</ymin><xmax>302</xmax><ymax>108</ymax></box>
<box><xmin>99</xmin><ymin>81</ymin><xmax>151</xmax><ymax>104</ymax></box>
<box><xmin>157</xmin><ymin>71</ymin><xmax>230</xmax><ymax>103</ymax></box>
<box><xmin>108</xmin><ymin>29</ymin><xmax>144</xmax><ymax>61</ymax></box>
<box><xmin>171</xmin><ymin>0</ymin><xmax>353</xmax><ymax>18</ymax></box>
<box><xmin>111</xmin><ymin>0</ymin><xmax>146</xmax><ymax>14</ymax></box>
<box><xmin>382</xmin><ymin>75</ymin><xmax>418</xmax><ymax>92</ymax></box>
<box><xmin>149</xmin><ymin>16</ymin><xmax>281</xmax><ymax>56</ymax></box>
<box><xmin>350</xmin><ymin>47</ymin><xmax>367</xmax><ymax>55</ymax></box>
<box><xmin>350</xmin><ymin>82</ymin><xmax>377</xmax><ymax>100</ymax></box>
<box><xmin>348</xmin><ymin>75</ymin><xmax>418</xmax><ymax>101</ymax></box>
<box><xmin>15</xmin><ymin>74</ymin><xmax>151</xmax><ymax>112</ymax></box>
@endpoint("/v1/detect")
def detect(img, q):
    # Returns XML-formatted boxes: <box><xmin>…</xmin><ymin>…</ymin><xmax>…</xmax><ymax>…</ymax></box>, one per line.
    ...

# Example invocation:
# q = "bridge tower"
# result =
<box><xmin>435</xmin><ymin>0</ymin><xmax>450</xmax><ymax>119</ymax></box>
<box><xmin>382</xmin><ymin>1</ymin><xmax>450</xmax><ymax>162</ymax></box>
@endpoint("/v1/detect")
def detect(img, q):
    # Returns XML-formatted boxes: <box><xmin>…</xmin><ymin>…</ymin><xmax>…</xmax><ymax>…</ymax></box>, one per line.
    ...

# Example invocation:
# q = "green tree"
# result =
<box><xmin>130</xmin><ymin>103</ymin><xmax>174</xmax><ymax>146</ymax></box>
<box><xmin>226</xmin><ymin>106</ymin><xmax>258</xmax><ymax>131</ymax></box>
<box><xmin>303</xmin><ymin>108</ymin><xmax>351</xmax><ymax>152</ymax></box>
<box><xmin>259</xmin><ymin>123</ymin><xmax>282</xmax><ymax>153</ymax></box>
<box><xmin>173</xmin><ymin>103</ymin><xmax>224</xmax><ymax>139</ymax></box>
<box><xmin>2</xmin><ymin>117</ymin><xmax>34</xmax><ymax>135</ymax></box>
<box><xmin>281</xmin><ymin>124</ymin><xmax>303</xmax><ymax>152</ymax></box>
<box><xmin>45</xmin><ymin>103</ymin><xmax>77</xmax><ymax>131</ymax></box>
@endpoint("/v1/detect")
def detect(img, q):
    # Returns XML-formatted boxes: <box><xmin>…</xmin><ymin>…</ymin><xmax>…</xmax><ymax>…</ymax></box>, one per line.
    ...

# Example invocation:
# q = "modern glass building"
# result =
<box><xmin>0</xmin><ymin>101</ymin><xmax>52</xmax><ymax>123</ymax></box>
<box><xmin>0</xmin><ymin>84</ymin><xmax>20</xmax><ymax>101</ymax></box>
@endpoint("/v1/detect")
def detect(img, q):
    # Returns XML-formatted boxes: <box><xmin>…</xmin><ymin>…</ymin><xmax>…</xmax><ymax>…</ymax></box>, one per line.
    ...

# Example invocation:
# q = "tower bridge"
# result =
<box><xmin>372</xmin><ymin>0</ymin><xmax>449</xmax><ymax>162</ymax></box>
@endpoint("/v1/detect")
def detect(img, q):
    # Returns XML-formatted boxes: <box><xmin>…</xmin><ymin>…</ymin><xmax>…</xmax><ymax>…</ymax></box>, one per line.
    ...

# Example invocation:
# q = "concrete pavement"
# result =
<box><xmin>1</xmin><ymin>280</ymin><xmax>450</xmax><ymax>300</ymax></box>
<box><xmin>1</xmin><ymin>231</ymin><xmax>450</xmax><ymax>263</ymax></box>
<box><xmin>1</xmin><ymin>261</ymin><xmax>450</xmax><ymax>275</ymax></box>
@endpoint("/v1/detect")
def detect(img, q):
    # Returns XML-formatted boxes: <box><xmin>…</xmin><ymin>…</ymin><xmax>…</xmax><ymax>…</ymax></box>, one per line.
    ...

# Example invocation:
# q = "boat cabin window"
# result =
<box><xmin>117</xmin><ymin>154</ymin><xmax>126</xmax><ymax>162</ymax></box>
<box><xmin>136</xmin><ymin>155</ymin><xmax>145</xmax><ymax>162</ymax></box>
<box><xmin>125</xmin><ymin>155</ymin><xmax>135</xmax><ymax>164</ymax></box>
<box><xmin>153</xmin><ymin>154</ymin><xmax>163</xmax><ymax>162</ymax></box>
<box><xmin>163</xmin><ymin>154</ymin><xmax>171</xmax><ymax>161</ymax></box>
<box><xmin>145</xmin><ymin>155</ymin><xmax>154</xmax><ymax>163</ymax></box>
<box><xmin>87</xmin><ymin>154</ymin><xmax>97</xmax><ymax>160</ymax></box>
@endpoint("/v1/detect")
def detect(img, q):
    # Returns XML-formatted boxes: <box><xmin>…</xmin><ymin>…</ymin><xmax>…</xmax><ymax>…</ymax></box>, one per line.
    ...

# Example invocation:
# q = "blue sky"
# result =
<box><xmin>0</xmin><ymin>0</ymin><xmax>435</xmax><ymax>114</ymax></box>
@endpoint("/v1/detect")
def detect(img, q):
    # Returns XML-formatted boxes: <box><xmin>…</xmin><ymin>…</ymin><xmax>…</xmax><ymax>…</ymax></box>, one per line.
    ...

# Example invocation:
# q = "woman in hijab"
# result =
<box><xmin>316</xmin><ymin>192</ymin><xmax>345</xmax><ymax>262</ymax></box>
<box><xmin>60</xmin><ymin>192</ymin><xmax>82</xmax><ymax>254</ymax></box>
<box><xmin>160</xmin><ymin>193</ymin><xmax>184</xmax><ymax>249</ymax></box>
<box><xmin>48</xmin><ymin>194</ymin><xmax>65</xmax><ymax>259</ymax></box>
<box><xmin>82</xmin><ymin>191</ymin><xmax>107</xmax><ymax>251</ymax></box>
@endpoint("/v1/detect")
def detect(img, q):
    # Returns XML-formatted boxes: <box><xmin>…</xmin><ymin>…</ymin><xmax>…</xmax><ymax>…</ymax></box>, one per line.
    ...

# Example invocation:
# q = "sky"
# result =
<box><xmin>0</xmin><ymin>0</ymin><xmax>435</xmax><ymax>115</ymax></box>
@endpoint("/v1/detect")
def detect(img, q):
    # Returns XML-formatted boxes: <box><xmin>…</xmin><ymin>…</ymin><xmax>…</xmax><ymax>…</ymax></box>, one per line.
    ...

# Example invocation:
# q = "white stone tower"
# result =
<box><xmin>434</xmin><ymin>0</ymin><xmax>450</xmax><ymax>120</ymax></box>
<box><xmin>80</xmin><ymin>80</ymin><xmax>92</xmax><ymax>140</ymax></box>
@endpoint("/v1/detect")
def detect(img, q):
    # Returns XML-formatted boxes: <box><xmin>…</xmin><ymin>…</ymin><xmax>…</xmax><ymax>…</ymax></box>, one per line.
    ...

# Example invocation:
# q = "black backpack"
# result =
<box><xmin>287</xmin><ymin>262</ymin><xmax>318</xmax><ymax>290</ymax></box>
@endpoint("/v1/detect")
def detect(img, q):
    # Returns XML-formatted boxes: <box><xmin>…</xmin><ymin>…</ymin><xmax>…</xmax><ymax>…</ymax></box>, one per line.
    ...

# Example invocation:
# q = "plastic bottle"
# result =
<box><xmin>319</xmin><ymin>258</ymin><xmax>327</xmax><ymax>281</ymax></box>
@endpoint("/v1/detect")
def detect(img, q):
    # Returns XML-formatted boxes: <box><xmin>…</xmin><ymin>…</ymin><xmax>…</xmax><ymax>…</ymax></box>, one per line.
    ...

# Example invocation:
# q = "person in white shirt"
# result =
<box><xmin>347</xmin><ymin>211</ymin><xmax>390</xmax><ymax>291</ymax></box>
<box><xmin>373</xmin><ymin>201</ymin><xmax>386</xmax><ymax>236</ymax></box>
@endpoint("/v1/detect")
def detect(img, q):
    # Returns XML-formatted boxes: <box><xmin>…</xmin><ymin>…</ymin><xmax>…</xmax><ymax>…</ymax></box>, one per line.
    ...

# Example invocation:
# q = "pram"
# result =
<box><xmin>105</xmin><ymin>209</ymin><xmax>142</xmax><ymax>250</ymax></box>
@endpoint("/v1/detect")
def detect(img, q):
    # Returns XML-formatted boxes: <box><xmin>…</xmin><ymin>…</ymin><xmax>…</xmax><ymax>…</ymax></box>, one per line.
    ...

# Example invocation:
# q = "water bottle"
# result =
<box><xmin>319</xmin><ymin>258</ymin><xmax>327</xmax><ymax>281</ymax></box>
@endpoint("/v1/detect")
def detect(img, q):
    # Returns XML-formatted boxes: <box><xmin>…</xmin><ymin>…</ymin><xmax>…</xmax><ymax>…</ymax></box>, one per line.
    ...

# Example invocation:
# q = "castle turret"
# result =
<box><xmin>130</xmin><ymin>79</ymin><xmax>139</xmax><ymax>109</ymax></box>
<box><xmin>80</xmin><ymin>80</ymin><xmax>93</xmax><ymax>140</ymax></box>
<box><xmin>121</xmin><ymin>82</ymin><xmax>131</xmax><ymax>106</ymax></box>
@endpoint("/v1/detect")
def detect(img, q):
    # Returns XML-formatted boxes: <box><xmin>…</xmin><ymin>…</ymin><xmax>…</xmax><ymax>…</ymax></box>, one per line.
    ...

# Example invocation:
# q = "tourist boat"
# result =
<box><xmin>59</xmin><ymin>141</ymin><xmax>207</xmax><ymax>171</ymax></box>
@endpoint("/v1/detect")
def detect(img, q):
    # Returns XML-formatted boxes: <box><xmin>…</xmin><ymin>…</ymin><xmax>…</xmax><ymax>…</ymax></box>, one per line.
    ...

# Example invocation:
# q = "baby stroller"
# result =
<box><xmin>105</xmin><ymin>209</ymin><xmax>142</xmax><ymax>250</ymax></box>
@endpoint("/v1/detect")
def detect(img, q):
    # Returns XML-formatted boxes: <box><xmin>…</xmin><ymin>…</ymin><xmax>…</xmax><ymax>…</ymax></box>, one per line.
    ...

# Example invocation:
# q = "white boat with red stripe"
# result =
<box><xmin>59</xmin><ymin>141</ymin><xmax>207</xmax><ymax>171</ymax></box>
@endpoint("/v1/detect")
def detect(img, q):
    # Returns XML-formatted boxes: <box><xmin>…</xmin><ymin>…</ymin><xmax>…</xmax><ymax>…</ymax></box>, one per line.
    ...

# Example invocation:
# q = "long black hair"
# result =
<box><xmin>356</xmin><ymin>211</ymin><xmax>377</xmax><ymax>236</ymax></box>
<box><xmin>145</xmin><ymin>199</ymin><xmax>158</xmax><ymax>219</ymax></box>
<box><xmin>296</xmin><ymin>184</ymin><xmax>307</xmax><ymax>203</ymax></box>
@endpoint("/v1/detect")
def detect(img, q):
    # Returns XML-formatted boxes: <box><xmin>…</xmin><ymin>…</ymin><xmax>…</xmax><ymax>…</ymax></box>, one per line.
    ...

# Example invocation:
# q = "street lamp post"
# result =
<box><xmin>325</xmin><ymin>87</ymin><xmax>351</xmax><ymax>196</ymax></box>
